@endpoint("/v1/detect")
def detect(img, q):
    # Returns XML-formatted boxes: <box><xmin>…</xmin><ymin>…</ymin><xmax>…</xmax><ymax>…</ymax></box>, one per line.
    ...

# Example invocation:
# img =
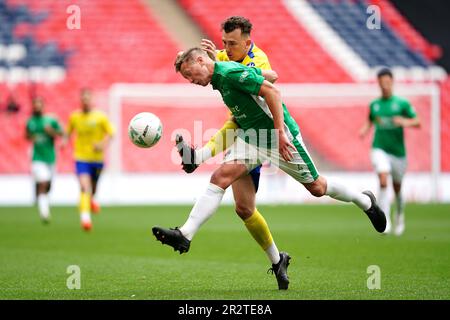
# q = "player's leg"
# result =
<box><xmin>76</xmin><ymin>161</ymin><xmax>93</xmax><ymax>231</ymax></box>
<box><xmin>391</xmin><ymin>156</ymin><xmax>407</xmax><ymax>236</ymax></box>
<box><xmin>232</xmin><ymin>172</ymin><xmax>281</xmax><ymax>264</ymax></box>
<box><xmin>153</xmin><ymin>138</ymin><xmax>258</xmax><ymax>253</ymax></box>
<box><xmin>262</xmin><ymin>136</ymin><xmax>386</xmax><ymax>232</ymax></box>
<box><xmin>377</xmin><ymin>173</ymin><xmax>391</xmax><ymax>233</ymax></box>
<box><xmin>180</xmin><ymin>161</ymin><xmax>248</xmax><ymax>239</ymax></box>
<box><xmin>392</xmin><ymin>181</ymin><xmax>404</xmax><ymax>235</ymax></box>
<box><xmin>371</xmin><ymin>149</ymin><xmax>392</xmax><ymax>233</ymax></box>
<box><xmin>78</xmin><ymin>173</ymin><xmax>93</xmax><ymax>230</ymax></box>
<box><xmin>90</xmin><ymin>163</ymin><xmax>103</xmax><ymax>214</ymax></box>
<box><xmin>153</xmin><ymin>161</ymin><xmax>248</xmax><ymax>253</ymax></box>
<box><xmin>232</xmin><ymin>173</ymin><xmax>290</xmax><ymax>290</ymax></box>
<box><xmin>32</xmin><ymin>162</ymin><xmax>52</xmax><ymax>223</ymax></box>
<box><xmin>36</xmin><ymin>181</ymin><xmax>51</xmax><ymax>223</ymax></box>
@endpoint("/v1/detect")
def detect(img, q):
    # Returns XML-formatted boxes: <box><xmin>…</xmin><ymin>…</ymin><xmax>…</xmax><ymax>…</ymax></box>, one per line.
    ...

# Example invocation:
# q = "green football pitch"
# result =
<box><xmin>0</xmin><ymin>204</ymin><xmax>449</xmax><ymax>300</ymax></box>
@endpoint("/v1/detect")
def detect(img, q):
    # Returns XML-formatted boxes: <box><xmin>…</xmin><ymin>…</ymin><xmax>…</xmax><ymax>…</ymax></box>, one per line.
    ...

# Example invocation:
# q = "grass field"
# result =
<box><xmin>0</xmin><ymin>204</ymin><xmax>449</xmax><ymax>300</ymax></box>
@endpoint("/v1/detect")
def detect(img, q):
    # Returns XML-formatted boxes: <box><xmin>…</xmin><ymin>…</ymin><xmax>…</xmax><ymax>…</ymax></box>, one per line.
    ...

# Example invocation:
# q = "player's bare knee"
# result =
<box><xmin>393</xmin><ymin>182</ymin><xmax>402</xmax><ymax>194</ymax></box>
<box><xmin>378</xmin><ymin>173</ymin><xmax>388</xmax><ymax>188</ymax></box>
<box><xmin>235</xmin><ymin>204</ymin><xmax>253</xmax><ymax>220</ymax></box>
<box><xmin>210</xmin><ymin>171</ymin><xmax>232</xmax><ymax>189</ymax></box>
<box><xmin>305</xmin><ymin>178</ymin><xmax>327</xmax><ymax>197</ymax></box>
<box><xmin>309</xmin><ymin>185</ymin><xmax>326</xmax><ymax>197</ymax></box>
<box><xmin>37</xmin><ymin>182</ymin><xmax>48</xmax><ymax>194</ymax></box>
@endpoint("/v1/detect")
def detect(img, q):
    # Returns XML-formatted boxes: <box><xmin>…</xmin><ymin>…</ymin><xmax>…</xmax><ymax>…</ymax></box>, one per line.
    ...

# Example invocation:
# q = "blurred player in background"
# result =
<box><xmin>175</xmin><ymin>16</ymin><xmax>291</xmax><ymax>290</ymax></box>
<box><xmin>66</xmin><ymin>88</ymin><xmax>114</xmax><ymax>231</ymax></box>
<box><xmin>360</xmin><ymin>68</ymin><xmax>420</xmax><ymax>235</ymax></box>
<box><xmin>26</xmin><ymin>97</ymin><xmax>63</xmax><ymax>223</ymax></box>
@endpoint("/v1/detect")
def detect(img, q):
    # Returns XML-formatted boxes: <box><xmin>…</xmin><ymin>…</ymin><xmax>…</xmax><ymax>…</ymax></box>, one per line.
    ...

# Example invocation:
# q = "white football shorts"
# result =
<box><xmin>222</xmin><ymin>135</ymin><xmax>319</xmax><ymax>184</ymax></box>
<box><xmin>370</xmin><ymin>148</ymin><xmax>407</xmax><ymax>183</ymax></box>
<box><xmin>31</xmin><ymin>161</ymin><xmax>55</xmax><ymax>183</ymax></box>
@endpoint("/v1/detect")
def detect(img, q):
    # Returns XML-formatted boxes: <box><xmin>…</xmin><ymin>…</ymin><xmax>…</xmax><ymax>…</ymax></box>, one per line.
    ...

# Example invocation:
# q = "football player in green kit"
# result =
<box><xmin>26</xmin><ymin>97</ymin><xmax>63</xmax><ymax>223</ymax></box>
<box><xmin>360</xmin><ymin>68</ymin><xmax>421</xmax><ymax>235</ymax></box>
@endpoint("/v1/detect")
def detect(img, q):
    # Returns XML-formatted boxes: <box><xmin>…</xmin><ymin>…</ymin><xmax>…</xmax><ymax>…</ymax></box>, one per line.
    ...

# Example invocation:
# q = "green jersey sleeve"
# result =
<box><xmin>402</xmin><ymin>99</ymin><xmax>417</xmax><ymax>118</ymax></box>
<box><xmin>226</xmin><ymin>66</ymin><xmax>265</xmax><ymax>96</ymax></box>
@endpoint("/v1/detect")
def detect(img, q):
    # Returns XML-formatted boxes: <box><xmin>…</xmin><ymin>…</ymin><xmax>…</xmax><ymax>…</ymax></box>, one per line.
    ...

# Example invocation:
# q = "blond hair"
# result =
<box><xmin>174</xmin><ymin>47</ymin><xmax>206</xmax><ymax>72</ymax></box>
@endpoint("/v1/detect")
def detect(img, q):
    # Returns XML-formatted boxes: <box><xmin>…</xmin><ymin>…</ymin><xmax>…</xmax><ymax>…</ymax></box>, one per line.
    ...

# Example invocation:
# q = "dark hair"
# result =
<box><xmin>221</xmin><ymin>16</ymin><xmax>252</xmax><ymax>35</ymax></box>
<box><xmin>377</xmin><ymin>67</ymin><xmax>393</xmax><ymax>78</ymax></box>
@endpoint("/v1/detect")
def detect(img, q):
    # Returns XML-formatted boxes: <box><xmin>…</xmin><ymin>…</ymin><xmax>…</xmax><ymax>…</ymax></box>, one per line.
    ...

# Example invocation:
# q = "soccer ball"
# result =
<box><xmin>128</xmin><ymin>112</ymin><xmax>163</xmax><ymax>148</ymax></box>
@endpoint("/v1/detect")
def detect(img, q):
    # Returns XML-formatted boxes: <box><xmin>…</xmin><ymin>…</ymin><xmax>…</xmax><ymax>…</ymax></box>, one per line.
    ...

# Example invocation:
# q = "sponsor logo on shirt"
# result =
<box><xmin>239</xmin><ymin>71</ymin><xmax>249</xmax><ymax>83</ymax></box>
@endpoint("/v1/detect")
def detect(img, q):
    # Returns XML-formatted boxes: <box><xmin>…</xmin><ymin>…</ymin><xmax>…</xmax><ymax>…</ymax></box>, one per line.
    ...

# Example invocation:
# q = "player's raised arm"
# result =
<box><xmin>258</xmin><ymin>80</ymin><xmax>295</xmax><ymax>161</ymax></box>
<box><xmin>201</xmin><ymin>39</ymin><xmax>217</xmax><ymax>61</ymax></box>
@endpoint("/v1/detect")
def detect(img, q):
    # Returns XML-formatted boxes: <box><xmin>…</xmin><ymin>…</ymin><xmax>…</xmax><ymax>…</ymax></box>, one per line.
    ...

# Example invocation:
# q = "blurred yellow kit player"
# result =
<box><xmin>66</xmin><ymin>88</ymin><xmax>114</xmax><ymax>231</ymax></box>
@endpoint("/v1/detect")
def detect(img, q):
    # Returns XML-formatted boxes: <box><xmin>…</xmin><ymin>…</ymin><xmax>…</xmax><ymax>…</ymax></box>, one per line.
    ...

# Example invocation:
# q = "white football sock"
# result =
<box><xmin>81</xmin><ymin>212</ymin><xmax>91</xmax><ymax>223</ymax></box>
<box><xmin>180</xmin><ymin>183</ymin><xmax>225</xmax><ymax>240</ymax></box>
<box><xmin>379</xmin><ymin>187</ymin><xmax>391</xmax><ymax>231</ymax></box>
<box><xmin>37</xmin><ymin>194</ymin><xmax>50</xmax><ymax>219</ymax></box>
<box><xmin>325</xmin><ymin>178</ymin><xmax>371</xmax><ymax>211</ymax></box>
<box><xmin>195</xmin><ymin>147</ymin><xmax>213</xmax><ymax>165</ymax></box>
<box><xmin>395</xmin><ymin>192</ymin><xmax>404</xmax><ymax>216</ymax></box>
<box><xmin>265</xmin><ymin>242</ymin><xmax>280</xmax><ymax>265</ymax></box>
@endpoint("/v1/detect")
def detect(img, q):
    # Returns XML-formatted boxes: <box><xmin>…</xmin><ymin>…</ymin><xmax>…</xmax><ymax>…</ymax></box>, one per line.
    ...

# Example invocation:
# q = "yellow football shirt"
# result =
<box><xmin>204</xmin><ymin>42</ymin><xmax>272</xmax><ymax>156</ymax></box>
<box><xmin>216</xmin><ymin>42</ymin><xmax>272</xmax><ymax>70</ymax></box>
<box><xmin>67</xmin><ymin>110</ymin><xmax>115</xmax><ymax>162</ymax></box>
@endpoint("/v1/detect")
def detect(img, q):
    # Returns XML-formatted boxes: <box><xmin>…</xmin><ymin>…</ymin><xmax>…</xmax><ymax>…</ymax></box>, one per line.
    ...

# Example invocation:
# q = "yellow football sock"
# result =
<box><xmin>79</xmin><ymin>192</ymin><xmax>91</xmax><ymax>213</ymax></box>
<box><xmin>244</xmin><ymin>209</ymin><xmax>273</xmax><ymax>250</ymax></box>
<box><xmin>205</xmin><ymin>119</ymin><xmax>238</xmax><ymax>156</ymax></box>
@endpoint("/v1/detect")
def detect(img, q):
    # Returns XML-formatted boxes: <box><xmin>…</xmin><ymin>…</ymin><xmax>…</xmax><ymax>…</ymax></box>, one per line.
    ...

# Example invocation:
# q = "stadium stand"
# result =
<box><xmin>178</xmin><ymin>0</ymin><xmax>354</xmax><ymax>83</ymax></box>
<box><xmin>0</xmin><ymin>0</ymin><xmax>182</xmax><ymax>173</ymax></box>
<box><xmin>370</xmin><ymin>0</ymin><xmax>443</xmax><ymax>62</ymax></box>
<box><xmin>309</xmin><ymin>0</ymin><xmax>431</xmax><ymax>68</ymax></box>
<box><xmin>0</xmin><ymin>0</ymin><xmax>448</xmax><ymax>174</ymax></box>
